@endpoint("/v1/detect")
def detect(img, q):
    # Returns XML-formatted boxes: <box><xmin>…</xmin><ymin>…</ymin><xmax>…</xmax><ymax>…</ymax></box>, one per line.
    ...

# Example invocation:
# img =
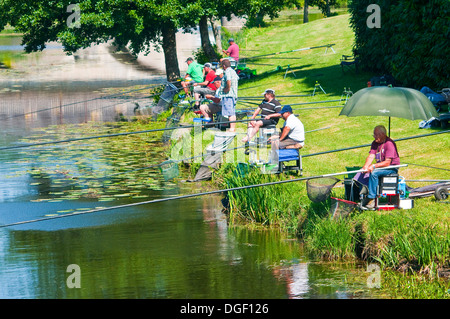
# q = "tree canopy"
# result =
<box><xmin>0</xmin><ymin>0</ymin><xmax>294</xmax><ymax>81</ymax></box>
<box><xmin>349</xmin><ymin>0</ymin><xmax>449</xmax><ymax>89</ymax></box>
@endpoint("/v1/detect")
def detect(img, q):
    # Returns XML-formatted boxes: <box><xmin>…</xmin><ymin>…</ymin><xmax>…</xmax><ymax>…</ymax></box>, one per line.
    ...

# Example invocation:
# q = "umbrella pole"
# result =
<box><xmin>389</xmin><ymin>117</ymin><xmax>391</xmax><ymax>137</ymax></box>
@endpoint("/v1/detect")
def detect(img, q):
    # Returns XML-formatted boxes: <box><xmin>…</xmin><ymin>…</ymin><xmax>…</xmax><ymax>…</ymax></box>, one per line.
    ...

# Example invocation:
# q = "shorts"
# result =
<box><xmin>221</xmin><ymin>97</ymin><xmax>236</xmax><ymax>117</ymax></box>
<box><xmin>204</xmin><ymin>102</ymin><xmax>221</xmax><ymax>116</ymax></box>
<box><xmin>260</xmin><ymin>119</ymin><xmax>277</xmax><ymax>127</ymax></box>
<box><xmin>279</xmin><ymin>137</ymin><xmax>304</xmax><ymax>149</ymax></box>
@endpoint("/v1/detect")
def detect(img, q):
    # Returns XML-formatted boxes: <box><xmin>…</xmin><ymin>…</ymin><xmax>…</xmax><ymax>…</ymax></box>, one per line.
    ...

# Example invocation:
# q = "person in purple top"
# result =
<box><xmin>222</xmin><ymin>38</ymin><xmax>239</xmax><ymax>62</ymax></box>
<box><xmin>362</xmin><ymin>125</ymin><xmax>400</xmax><ymax>209</ymax></box>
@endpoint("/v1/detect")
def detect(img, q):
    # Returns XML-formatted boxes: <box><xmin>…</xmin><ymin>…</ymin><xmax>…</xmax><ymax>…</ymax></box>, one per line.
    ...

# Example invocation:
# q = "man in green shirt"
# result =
<box><xmin>181</xmin><ymin>57</ymin><xmax>204</xmax><ymax>96</ymax></box>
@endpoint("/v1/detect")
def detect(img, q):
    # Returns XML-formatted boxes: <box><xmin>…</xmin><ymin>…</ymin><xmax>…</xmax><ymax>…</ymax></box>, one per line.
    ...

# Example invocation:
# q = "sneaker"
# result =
<box><xmin>365</xmin><ymin>198</ymin><xmax>376</xmax><ymax>210</ymax></box>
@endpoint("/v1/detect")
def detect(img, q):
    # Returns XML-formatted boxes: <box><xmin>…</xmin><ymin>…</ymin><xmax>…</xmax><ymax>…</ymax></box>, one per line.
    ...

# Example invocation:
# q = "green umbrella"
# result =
<box><xmin>339</xmin><ymin>86</ymin><xmax>439</xmax><ymax>136</ymax></box>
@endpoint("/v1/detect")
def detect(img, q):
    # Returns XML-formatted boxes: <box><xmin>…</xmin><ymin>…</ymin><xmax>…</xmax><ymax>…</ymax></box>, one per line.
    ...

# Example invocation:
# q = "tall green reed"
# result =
<box><xmin>222</xmin><ymin>165</ymin><xmax>309</xmax><ymax>232</ymax></box>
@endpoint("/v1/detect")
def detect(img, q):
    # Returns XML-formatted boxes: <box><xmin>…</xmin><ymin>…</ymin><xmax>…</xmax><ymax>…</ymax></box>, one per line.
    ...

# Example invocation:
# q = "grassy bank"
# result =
<box><xmin>210</xmin><ymin>9</ymin><xmax>450</xmax><ymax>285</ymax></box>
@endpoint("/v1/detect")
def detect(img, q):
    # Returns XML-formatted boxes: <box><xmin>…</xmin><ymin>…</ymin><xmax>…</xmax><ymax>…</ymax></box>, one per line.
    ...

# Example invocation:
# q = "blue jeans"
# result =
<box><xmin>368</xmin><ymin>168</ymin><xmax>398</xmax><ymax>199</ymax></box>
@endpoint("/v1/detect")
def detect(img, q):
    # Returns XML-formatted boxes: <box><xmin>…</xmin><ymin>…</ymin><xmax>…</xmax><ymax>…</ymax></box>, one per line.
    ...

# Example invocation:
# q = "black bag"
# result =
<box><xmin>217</xmin><ymin>115</ymin><xmax>230</xmax><ymax>129</ymax></box>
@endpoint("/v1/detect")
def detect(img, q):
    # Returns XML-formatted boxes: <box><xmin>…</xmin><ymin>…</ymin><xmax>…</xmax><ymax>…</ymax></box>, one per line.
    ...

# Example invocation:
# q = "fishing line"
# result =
<box><xmin>0</xmin><ymin>114</ymin><xmax>326</xmax><ymax>152</ymax></box>
<box><xmin>83</xmin><ymin>126</ymin><xmax>330</xmax><ymax>180</ymax></box>
<box><xmin>406</xmin><ymin>180</ymin><xmax>450</xmax><ymax>183</ymax></box>
<box><xmin>0</xmin><ymin>127</ymin><xmax>331</xmax><ymax>201</ymax></box>
<box><xmin>1</xmin><ymin>81</ymin><xmax>179</xmax><ymax>121</ymax></box>
<box><xmin>0</xmin><ymin>118</ymin><xmax>252</xmax><ymax>151</ymax></box>
<box><xmin>241</xmin><ymin>44</ymin><xmax>335</xmax><ymax>60</ymax></box>
<box><xmin>402</xmin><ymin>163</ymin><xmax>450</xmax><ymax>172</ymax></box>
<box><xmin>2</xmin><ymin>120</ymin><xmax>448</xmax><ymax>154</ymax></box>
<box><xmin>292</xmin><ymin>105</ymin><xmax>343</xmax><ymax>111</ymax></box>
<box><xmin>238</xmin><ymin>94</ymin><xmax>312</xmax><ymax>100</ymax></box>
<box><xmin>0</xmin><ymin>165</ymin><xmax>405</xmax><ymax>228</ymax></box>
<box><xmin>302</xmin><ymin>130</ymin><xmax>450</xmax><ymax>158</ymax></box>
<box><xmin>289</xmin><ymin>99</ymin><xmax>344</xmax><ymax>106</ymax></box>
<box><xmin>18</xmin><ymin>126</ymin><xmax>330</xmax><ymax>195</ymax></box>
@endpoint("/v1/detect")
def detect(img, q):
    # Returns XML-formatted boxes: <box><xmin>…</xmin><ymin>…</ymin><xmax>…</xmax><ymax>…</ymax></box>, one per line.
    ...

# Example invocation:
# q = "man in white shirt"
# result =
<box><xmin>267</xmin><ymin>105</ymin><xmax>304</xmax><ymax>149</ymax></box>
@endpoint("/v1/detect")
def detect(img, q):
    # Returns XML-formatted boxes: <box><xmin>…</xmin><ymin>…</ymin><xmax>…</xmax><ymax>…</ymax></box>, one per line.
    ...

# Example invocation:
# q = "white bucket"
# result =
<box><xmin>399</xmin><ymin>199</ymin><xmax>414</xmax><ymax>209</ymax></box>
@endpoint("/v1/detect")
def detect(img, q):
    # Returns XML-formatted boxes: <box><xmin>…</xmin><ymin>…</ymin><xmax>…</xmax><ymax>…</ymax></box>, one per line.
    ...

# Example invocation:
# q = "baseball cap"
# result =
<box><xmin>228</xmin><ymin>38</ymin><xmax>234</xmax><ymax>43</ymax></box>
<box><xmin>185</xmin><ymin>57</ymin><xmax>193</xmax><ymax>62</ymax></box>
<box><xmin>204</xmin><ymin>63</ymin><xmax>212</xmax><ymax>68</ymax></box>
<box><xmin>280</xmin><ymin>105</ymin><xmax>293</xmax><ymax>114</ymax></box>
<box><xmin>215</xmin><ymin>68</ymin><xmax>224</xmax><ymax>76</ymax></box>
<box><xmin>262</xmin><ymin>89</ymin><xmax>275</xmax><ymax>95</ymax></box>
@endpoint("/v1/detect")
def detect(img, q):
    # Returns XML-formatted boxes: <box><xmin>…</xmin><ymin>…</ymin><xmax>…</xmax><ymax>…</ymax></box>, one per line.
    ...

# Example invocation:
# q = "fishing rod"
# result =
<box><xmin>244</xmin><ymin>62</ymin><xmax>276</xmax><ymax>66</ymax></box>
<box><xmin>402</xmin><ymin>163</ymin><xmax>450</xmax><ymax>172</ymax></box>
<box><xmin>303</xmin><ymin>130</ymin><xmax>450</xmax><ymax>158</ymax></box>
<box><xmin>0</xmin><ymin>118</ymin><xmax>255</xmax><ymax>151</ymax></box>
<box><xmin>2</xmin><ymin>126</ymin><xmax>331</xmax><ymax>197</ymax></box>
<box><xmin>289</xmin><ymin>99</ymin><xmax>343</xmax><ymax>106</ymax></box>
<box><xmin>406</xmin><ymin>180</ymin><xmax>450</xmax><ymax>183</ymax></box>
<box><xmin>241</xmin><ymin>44</ymin><xmax>335</xmax><ymax>61</ymax></box>
<box><xmin>2</xmin><ymin>116</ymin><xmax>448</xmax><ymax>153</ymax></box>
<box><xmin>14</xmin><ymin>126</ymin><xmax>331</xmax><ymax>191</ymax></box>
<box><xmin>1</xmin><ymin>81</ymin><xmax>180</xmax><ymax>121</ymax></box>
<box><xmin>236</xmin><ymin>100</ymin><xmax>260</xmax><ymax>106</ymax></box>
<box><xmin>238</xmin><ymin>82</ymin><xmax>280</xmax><ymax>91</ymax></box>
<box><xmin>292</xmin><ymin>105</ymin><xmax>343</xmax><ymax>111</ymax></box>
<box><xmin>253</xmin><ymin>57</ymin><xmax>304</xmax><ymax>60</ymax></box>
<box><xmin>238</xmin><ymin>94</ymin><xmax>312</xmax><ymax>100</ymax></box>
<box><xmin>87</xmin><ymin>126</ymin><xmax>331</xmax><ymax>179</ymax></box>
<box><xmin>0</xmin><ymin>164</ymin><xmax>405</xmax><ymax>229</ymax></box>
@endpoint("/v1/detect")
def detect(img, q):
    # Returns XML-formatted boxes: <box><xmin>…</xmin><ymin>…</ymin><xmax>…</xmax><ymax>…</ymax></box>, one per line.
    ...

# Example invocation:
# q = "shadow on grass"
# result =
<box><xmin>239</xmin><ymin>60</ymin><xmax>373</xmax><ymax>97</ymax></box>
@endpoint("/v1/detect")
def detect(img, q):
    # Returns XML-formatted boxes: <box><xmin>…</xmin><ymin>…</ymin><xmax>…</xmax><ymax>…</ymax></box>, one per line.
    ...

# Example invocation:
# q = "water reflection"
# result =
<box><xmin>0</xmin><ymin>196</ymin><xmax>296</xmax><ymax>298</ymax></box>
<box><xmin>0</xmin><ymin>29</ymin><xmax>380</xmax><ymax>299</ymax></box>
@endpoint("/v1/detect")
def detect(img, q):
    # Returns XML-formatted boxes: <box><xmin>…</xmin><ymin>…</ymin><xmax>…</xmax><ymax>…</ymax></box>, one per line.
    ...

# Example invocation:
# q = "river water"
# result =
<box><xmin>0</xmin><ymin>30</ymin><xmax>380</xmax><ymax>300</ymax></box>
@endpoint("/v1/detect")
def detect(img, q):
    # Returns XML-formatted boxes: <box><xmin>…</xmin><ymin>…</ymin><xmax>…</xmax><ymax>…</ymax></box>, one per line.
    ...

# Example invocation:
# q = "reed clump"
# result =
<box><xmin>221</xmin><ymin>165</ymin><xmax>450</xmax><ymax>278</ymax></box>
<box><xmin>220</xmin><ymin>165</ymin><xmax>310</xmax><ymax>234</ymax></box>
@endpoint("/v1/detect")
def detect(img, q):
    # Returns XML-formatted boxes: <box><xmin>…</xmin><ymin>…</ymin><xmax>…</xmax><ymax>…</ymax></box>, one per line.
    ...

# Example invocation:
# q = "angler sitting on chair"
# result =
<box><xmin>192</xmin><ymin>63</ymin><xmax>218</xmax><ymax>110</ymax></box>
<box><xmin>267</xmin><ymin>105</ymin><xmax>305</xmax><ymax>150</ymax></box>
<box><xmin>361</xmin><ymin>125</ymin><xmax>400</xmax><ymax>210</ymax></box>
<box><xmin>242</xmin><ymin>89</ymin><xmax>282</xmax><ymax>143</ymax></box>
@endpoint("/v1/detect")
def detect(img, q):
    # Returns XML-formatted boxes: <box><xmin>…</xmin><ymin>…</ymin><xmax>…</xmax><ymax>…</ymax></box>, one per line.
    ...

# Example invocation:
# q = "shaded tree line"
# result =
<box><xmin>349</xmin><ymin>0</ymin><xmax>449</xmax><ymax>89</ymax></box>
<box><xmin>0</xmin><ymin>0</ymin><xmax>298</xmax><ymax>81</ymax></box>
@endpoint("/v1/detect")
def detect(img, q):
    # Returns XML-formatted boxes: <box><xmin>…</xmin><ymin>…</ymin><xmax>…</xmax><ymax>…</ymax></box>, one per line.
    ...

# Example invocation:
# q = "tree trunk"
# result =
<box><xmin>161</xmin><ymin>23</ymin><xmax>180</xmax><ymax>82</ymax></box>
<box><xmin>303</xmin><ymin>0</ymin><xmax>309</xmax><ymax>23</ymax></box>
<box><xmin>326</xmin><ymin>0</ymin><xmax>331</xmax><ymax>17</ymax></box>
<box><xmin>210</xmin><ymin>16</ymin><xmax>222</xmax><ymax>52</ymax></box>
<box><xmin>199</xmin><ymin>15</ymin><xmax>218</xmax><ymax>61</ymax></box>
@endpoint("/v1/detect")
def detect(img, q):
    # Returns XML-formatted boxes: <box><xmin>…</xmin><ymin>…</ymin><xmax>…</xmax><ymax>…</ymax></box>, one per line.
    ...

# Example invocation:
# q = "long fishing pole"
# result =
<box><xmin>292</xmin><ymin>105</ymin><xmax>343</xmax><ymax>111</ymax></box>
<box><xmin>289</xmin><ymin>99</ymin><xmax>343</xmax><ymax>106</ymax></box>
<box><xmin>0</xmin><ymin>164</ymin><xmax>405</xmax><ymax>228</ymax></box>
<box><xmin>302</xmin><ymin>130</ymin><xmax>450</xmax><ymax>158</ymax></box>
<box><xmin>238</xmin><ymin>94</ymin><xmax>312</xmax><ymax>100</ymax></box>
<box><xmin>17</xmin><ymin>126</ymin><xmax>331</xmax><ymax>191</ymax></box>
<box><xmin>0</xmin><ymin>118</ymin><xmax>254</xmax><ymax>151</ymax></box>
<box><xmin>402</xmin><ymin>163</ymin><xmax>450</xmax><ymax>172</ymax></box>
<box><xmin>0</xmin><ymin>110</ymin><xmax>305</xmax><ymax>151</ymax></box>
<box><xmin>2</xmin><ymin>81</ymin><xmax>180</xmax><ymax>121</ymax></box>
<box><xmin>2</xmin><ymin>120</ymin><xmax>449</xmax><ymax>154</ymax></box>
<box><xmin>241</xmin><ymin>44</ymin><xmax>335</xmax><ymax>60</ymax></box>
<box><xmin>88</xmin><ymin>126</ymin><xmax>331</xmax><ymax>179</ymax></box>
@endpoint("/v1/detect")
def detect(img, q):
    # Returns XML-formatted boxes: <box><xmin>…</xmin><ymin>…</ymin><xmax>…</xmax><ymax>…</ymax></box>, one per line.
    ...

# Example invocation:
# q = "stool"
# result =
<box><xmin>277</xmin><ymin>149</ymin><xmax>302</xmax><ymax>175</ymax></box>
<box><xmin>376</xmin><ymin>174</ymin><xmax>400</xmax><ymax>210</ymax></box>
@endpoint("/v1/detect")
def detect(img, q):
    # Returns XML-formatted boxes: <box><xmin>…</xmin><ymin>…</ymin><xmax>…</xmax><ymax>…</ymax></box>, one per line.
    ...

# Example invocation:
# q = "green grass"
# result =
<box><xmin>233</xmin><ymin>12</ymin><xmax>448</xmax><ymax>184</ymax></box>
<box><xmin>216</xmin><ymin>9</ymin><xmax>450</xmax><ymax>281</ymax></box>
<box><xmin>220</xmin><ymin>166</ymin><xmax>311</xmax><ymax>233</ymax></box>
